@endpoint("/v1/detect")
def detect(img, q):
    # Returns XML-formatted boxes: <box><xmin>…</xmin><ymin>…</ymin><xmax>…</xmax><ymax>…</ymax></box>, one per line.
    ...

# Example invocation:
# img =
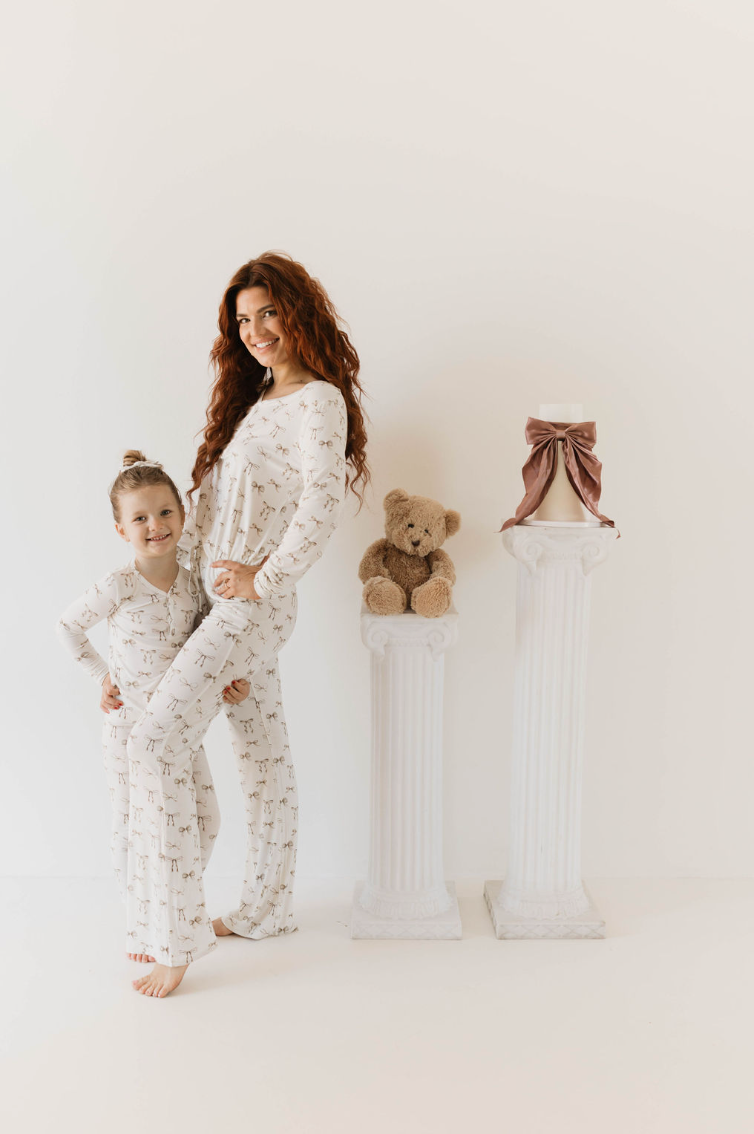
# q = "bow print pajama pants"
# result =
<box><xmin>126</xmin><ymin>589</ymin><xmax>298</xmax><ymax>966</ymax></box>
<box><xmin>103</xmin><ymin>710</ymin><xmax>218</xmax><ymax>900</ymax></box>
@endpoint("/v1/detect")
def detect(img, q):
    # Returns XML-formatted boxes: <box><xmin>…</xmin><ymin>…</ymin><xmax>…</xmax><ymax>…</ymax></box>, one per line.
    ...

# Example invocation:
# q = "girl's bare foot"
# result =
<box><xmin>127</xmin><ymin>952</ymin><xmax>155</xmax><ymax>963</ymax></box>
<box><xmin>132</xmin><ymin>963</ymin><xmax>188</xmax><ymax>997</ymax></box>
<box><xmin>212</xmin><ymin>917</ymin><xmax>235</xmax><ymax>937</ymax></box>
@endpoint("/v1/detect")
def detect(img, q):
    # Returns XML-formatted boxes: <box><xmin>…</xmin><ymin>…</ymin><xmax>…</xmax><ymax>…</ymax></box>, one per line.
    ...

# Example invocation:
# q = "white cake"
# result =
<box><xmin>532</xmin><ymin>403</ymin><xmax>587</xmax><ymax>523</ymax></box>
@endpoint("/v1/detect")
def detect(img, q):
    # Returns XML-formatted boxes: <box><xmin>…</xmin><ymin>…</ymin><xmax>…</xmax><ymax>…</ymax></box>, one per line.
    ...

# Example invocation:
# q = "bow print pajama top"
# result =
<box><xmin>56</xmin><ymin>564</ymin><xmax>204</xmax><ymax>715</ymax></box>
<box><xmin>181</xmin><ymin>378</ymin><xmax>348</xmax><ymax>602</ymax></box>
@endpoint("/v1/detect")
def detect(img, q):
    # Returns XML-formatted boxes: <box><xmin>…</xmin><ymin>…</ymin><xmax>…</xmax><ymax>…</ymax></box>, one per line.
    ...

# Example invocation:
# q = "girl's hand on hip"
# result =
<box><xmin>101</xmin><ymin>674</ymin><xmax>123</xmax><ymax>714</ymax></box>
<box><xmin>222</xmin><ymin>678</ymin><xmax>251</xmax><ymax>704</ymax></box>
<box><xmin>211</xmin><ymin>556</ymin><xmax>268</xmax><ymax>601</ymax></box>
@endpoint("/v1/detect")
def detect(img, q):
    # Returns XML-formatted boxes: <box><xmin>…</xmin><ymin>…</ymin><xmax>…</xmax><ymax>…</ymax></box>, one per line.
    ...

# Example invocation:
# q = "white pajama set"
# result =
<box><xmin>126</xmin><ymin>379</ymin><xmax>347</xmax><ymax>966</ymax></box>
<box><xmin>56</xmin><ymin>566</ymin><xmax>219</xmax><ymax>900</ymax></box>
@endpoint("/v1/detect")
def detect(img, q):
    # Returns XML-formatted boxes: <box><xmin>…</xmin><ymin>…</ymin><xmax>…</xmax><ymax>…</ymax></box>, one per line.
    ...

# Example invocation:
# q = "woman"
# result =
<box><xmin>124</xmin><ymin>252</ymin><xmax>369</xmax><ymax>996</ymax></box>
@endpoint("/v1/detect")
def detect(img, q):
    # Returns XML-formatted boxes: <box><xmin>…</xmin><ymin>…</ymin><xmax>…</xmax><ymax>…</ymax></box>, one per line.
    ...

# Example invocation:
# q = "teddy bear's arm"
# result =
<box><xmin>358</xmin><ymin>538</ymin><xmax>392</xmax><ymax>583</ymax></box>
<box><xmin>425</xmin><ymin>547</ymin><xmax>456</xmax><ymax>585</ymax></box>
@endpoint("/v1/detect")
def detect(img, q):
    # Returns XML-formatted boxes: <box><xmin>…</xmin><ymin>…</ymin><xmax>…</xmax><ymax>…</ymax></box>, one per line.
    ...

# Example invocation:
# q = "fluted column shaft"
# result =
<box><xmin>498</xmin><ymin>523</ymin><xmax>617</xmax><ymax>920</ymax></box>
<box><xmin>359</xmin><ymin>607</ymin><xmax>458</xmax><ymax>920</ymax></box>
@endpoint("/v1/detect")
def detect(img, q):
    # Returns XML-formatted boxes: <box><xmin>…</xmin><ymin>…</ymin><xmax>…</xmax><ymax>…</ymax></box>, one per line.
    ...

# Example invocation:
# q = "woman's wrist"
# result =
<box><xmin>251</xmin><ymin>567</ymin><xmax>269</xmax><ymax>599</ymax></box>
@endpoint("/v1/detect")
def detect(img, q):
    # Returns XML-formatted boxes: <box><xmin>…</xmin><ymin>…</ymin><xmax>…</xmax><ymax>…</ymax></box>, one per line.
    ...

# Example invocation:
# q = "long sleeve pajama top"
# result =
<box><xmin>56</xmin><ymin>564</ymin><xmax>203</xmax><ymax>714</ymax></box>
<box><xmin>181</xmin><ymin>379</ymin><xmax>348</xmax><ymax>602</ymax></box>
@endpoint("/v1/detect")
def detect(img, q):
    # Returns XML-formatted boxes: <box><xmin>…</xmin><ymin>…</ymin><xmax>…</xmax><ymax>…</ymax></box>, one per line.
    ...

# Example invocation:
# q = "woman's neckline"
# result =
<box><xmin>258</xmin><ymin>378</ymin><xmax>323</xmax><ymax>405</ymax></box>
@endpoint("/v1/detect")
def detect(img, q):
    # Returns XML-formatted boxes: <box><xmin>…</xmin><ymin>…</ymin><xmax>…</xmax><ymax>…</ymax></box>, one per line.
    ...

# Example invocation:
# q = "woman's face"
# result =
<box><xmin>235</xmin><ymin>286</ymin><xmax>289</xmax><ymax>367</ymax></box>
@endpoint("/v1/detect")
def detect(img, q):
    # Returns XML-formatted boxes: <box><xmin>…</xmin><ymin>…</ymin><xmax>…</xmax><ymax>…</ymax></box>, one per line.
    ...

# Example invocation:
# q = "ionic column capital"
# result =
<box><xmin>502</xmin><ymin>522</ymin><xmax>618</xmax><ymax>577</ymax></box>
<box><xmin>360</xmin><ymin>605</ymin><xmax>459</xmax><ymax>661</ymax></box>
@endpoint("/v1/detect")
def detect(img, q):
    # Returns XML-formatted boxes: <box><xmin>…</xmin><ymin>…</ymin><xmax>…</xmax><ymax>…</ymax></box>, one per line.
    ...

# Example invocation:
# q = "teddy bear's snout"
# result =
<box><xmin>411</xmin><ymin>539</ymin><xmax>421</xmax><ymax>547</ymax></box>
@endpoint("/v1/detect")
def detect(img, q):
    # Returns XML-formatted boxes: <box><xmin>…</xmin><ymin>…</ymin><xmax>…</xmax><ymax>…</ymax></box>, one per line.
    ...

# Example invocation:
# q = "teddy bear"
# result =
<box><xmin>358</xmin><ymin>489</ymin><xmax>461</xmax><ymax>618</ymax></box>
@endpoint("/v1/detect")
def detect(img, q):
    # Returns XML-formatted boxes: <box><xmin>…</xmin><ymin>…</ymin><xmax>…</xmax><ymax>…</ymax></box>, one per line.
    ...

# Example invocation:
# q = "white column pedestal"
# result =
<box><xmin>486</xmin><ymin>521</ymin><xmax>617</xmax><ymax>940</ymax></box>
<box><xmin>352</xmin><ymin>605</ymin><xmax>461</xmax><ymax>940</ymax></box>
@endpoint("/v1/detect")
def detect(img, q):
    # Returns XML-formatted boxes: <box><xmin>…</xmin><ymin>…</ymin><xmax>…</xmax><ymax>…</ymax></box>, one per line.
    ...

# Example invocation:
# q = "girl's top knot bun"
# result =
<box><xmin>109</xmin><ymin>451</ymin><xmax>177</xmax><ymax>523</ymax></box>
<box><xmin>121</xmin><ymin>450</ymin><xmax>162</xmax><ymax>470</ymax></box>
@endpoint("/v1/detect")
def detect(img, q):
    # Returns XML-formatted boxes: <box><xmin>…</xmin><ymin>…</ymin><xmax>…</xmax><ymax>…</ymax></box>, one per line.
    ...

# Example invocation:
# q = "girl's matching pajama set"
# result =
<box><xmin>126</xmin><ymin>379</ymin><xmax>347</xmax><ymax>965</ymax></box>
<box><xmin>56</xmin><ymin>566</ymin><xmax>219</xmax><ymax>900</ymax></box>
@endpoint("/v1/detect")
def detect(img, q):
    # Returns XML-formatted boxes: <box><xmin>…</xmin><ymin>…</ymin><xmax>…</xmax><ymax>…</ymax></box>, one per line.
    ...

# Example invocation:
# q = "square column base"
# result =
<box><xmin>351</xmin><ymin>881</ymin><xmax>462</xmax><ymax>940</ymax></box>
<box><xmin>483</xmin><ymin>880</ymin><xmax>606</xmax><ymax>939</ymax></box>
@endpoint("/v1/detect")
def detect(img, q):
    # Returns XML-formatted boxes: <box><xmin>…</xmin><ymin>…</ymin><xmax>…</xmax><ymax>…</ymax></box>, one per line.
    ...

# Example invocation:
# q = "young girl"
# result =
<box><xmin>56</xmin><ymin>450</ymin><xmax>250</xmax><ymax>963</ymax></box>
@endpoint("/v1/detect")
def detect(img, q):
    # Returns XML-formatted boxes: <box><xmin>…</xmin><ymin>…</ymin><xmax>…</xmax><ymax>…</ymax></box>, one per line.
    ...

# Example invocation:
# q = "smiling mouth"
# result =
<box><xmin>253</xmin><ymin>338</ymin><xmax>279</xmax><ymax>350</ymax></box>
<box><xmin>147</xmin><ymin>534</ymin><xmax>170</xmax><ymax>543</ymax></box>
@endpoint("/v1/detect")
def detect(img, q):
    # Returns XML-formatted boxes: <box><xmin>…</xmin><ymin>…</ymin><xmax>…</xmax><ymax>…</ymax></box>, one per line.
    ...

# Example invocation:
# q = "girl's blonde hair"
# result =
<box><xmin>109</xmin><ymin>450</ymin><xmax>183</xmax><ymax>523</ymax></box>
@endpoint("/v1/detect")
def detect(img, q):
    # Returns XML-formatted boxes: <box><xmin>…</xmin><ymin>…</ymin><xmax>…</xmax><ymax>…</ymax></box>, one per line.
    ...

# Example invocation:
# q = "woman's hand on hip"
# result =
<box><xmin>211</xmin><ymin>556</ymin><xmax>268</xmax><ymax>601</ymax></box>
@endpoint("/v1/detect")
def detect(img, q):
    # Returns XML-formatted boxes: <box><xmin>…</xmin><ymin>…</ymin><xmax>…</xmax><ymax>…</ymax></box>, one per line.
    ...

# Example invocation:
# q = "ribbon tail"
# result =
<box><xmin>499</xmin><ymin>439</ymin><xmax>558</xmax><ymax>531</ymax></box>
<box><xmin>561</xmin><ymin>440</ymin><xmax>617</xmax><ymax>530</ymax></box>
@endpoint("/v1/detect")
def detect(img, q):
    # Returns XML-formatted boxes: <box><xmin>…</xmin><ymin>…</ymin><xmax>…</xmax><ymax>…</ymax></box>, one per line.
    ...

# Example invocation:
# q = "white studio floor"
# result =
<box><xmin>1</xmin><ymin>876</ymin><xmax>752</xmax><ymax>1134</ymax></box>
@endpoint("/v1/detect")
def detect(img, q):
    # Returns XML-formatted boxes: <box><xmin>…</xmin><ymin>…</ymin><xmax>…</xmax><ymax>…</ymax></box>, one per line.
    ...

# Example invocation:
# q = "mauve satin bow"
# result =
<box><xmin>499</xmin><ymin>418</ymin><xmax>616</xmax><ymax>531</ymax></box>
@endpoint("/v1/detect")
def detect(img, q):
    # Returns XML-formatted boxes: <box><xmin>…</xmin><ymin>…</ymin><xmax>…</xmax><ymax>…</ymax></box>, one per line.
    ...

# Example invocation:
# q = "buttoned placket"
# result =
<box><xmin>165</xmin><ymin>580</ymin><xmax>178</xmax><ymax>641</ymax></box>
<box><xmin>135</xmin><ymin>567</ymin><xmax>182</xmax><ymax>646</ymax></box>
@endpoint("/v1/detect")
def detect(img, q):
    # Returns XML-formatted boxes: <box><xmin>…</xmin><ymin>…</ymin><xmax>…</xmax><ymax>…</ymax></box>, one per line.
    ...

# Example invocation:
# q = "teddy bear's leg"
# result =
<box><xmin>363</xmin><ymin>576</ymin><xmax>408</xmax><ymax>616</ymax></box>
<box><xmin>411</xmin><ymin>577</ymin><xmax>452</xmax><ymax>618</ymax></box>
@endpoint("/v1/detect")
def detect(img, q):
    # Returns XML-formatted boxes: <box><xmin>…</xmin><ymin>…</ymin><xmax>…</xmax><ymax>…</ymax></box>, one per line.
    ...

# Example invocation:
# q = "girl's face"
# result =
<box><xmin>235</xmin><ymin>286</ymin><xmax>290</xmax><ymax>368</ymax></box>
<box><xmin>115</xmin><ymin>485</ymin><xmax>185</xmax><ymax>560</ymax></box>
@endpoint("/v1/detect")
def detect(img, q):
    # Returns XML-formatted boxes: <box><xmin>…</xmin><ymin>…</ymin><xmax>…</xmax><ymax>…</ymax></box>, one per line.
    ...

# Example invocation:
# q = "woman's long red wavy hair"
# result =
<box><xmin>189</xmin><ymin>251</ymin><xmax>370</xmax><ymax>509</ymax></box>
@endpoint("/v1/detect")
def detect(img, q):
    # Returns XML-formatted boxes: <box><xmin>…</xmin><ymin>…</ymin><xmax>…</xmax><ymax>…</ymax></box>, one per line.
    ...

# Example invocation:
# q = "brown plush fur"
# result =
<box><xmin>358</xmin><ymin>489</ymin><xmax>461</xmax><ymax>618</ymax></box>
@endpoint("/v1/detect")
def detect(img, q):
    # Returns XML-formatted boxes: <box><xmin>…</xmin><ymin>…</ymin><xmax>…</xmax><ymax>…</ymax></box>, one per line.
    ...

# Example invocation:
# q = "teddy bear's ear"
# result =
<box><xmin>444</xmin><ymin>509</ymin><xmax>461</xmax><ymax>538</ymax></box>
<box><xmin>384</xmin><ymin>488</ymin><xmax>410</xmax><ymax>514</ymax></box>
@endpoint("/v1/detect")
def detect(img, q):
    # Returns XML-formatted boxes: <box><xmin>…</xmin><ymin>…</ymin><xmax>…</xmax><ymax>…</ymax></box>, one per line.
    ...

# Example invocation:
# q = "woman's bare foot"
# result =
<box><xmin>132</xmin><ymin>963</ymin><xmax>188</xmax><ymax>998</ymax></box>
<box><xmin>212</xmin><ymin>916</ymin><xmax>235</xmax><ymax>937</ymax></box>
<box><xmin>127</xmin><ymin>952</ymin><xmax>156</xmax><ymax>963</ymax></box>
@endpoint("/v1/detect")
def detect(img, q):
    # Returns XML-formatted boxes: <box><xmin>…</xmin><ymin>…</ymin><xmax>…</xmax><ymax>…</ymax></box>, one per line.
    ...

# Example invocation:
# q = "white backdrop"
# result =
<box><xmin>2</xmin><ymin>0</ymin><xmax>752</xmax><ymax>882</ymax></box>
